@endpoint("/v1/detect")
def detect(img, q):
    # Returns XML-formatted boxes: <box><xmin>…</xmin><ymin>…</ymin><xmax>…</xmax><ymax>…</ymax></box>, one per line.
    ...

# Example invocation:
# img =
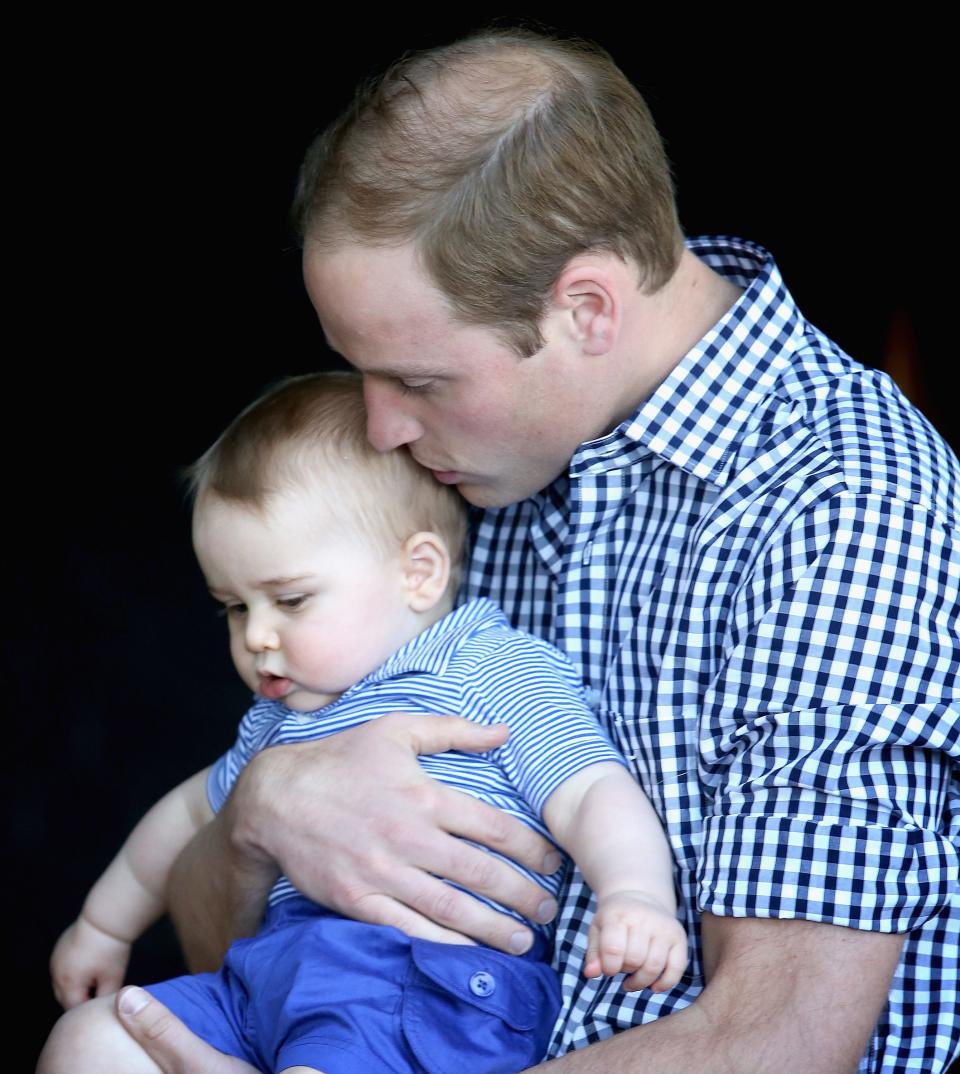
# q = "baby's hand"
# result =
<box><xmin>50</xmin><ymin>914</ymin><xmax>132</xmax><ymax>1009</ymax></box>
<box><xmin>584</xmin><ymin>890</ymin><xmax>687</xmax><ymax>993</ymax></box>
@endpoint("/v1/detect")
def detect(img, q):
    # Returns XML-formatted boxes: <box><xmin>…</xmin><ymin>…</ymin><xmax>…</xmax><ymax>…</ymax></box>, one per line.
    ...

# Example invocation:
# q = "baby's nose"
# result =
<box><xmin>245</xmin><ymin>615</ymin><xmax>279</xmax><ymax>652</ymax></box>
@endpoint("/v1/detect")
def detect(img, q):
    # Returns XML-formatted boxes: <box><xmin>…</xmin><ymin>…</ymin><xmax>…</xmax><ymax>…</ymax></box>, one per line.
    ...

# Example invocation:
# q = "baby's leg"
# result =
<box><xmin>38</xmin><ymin>995</ymin><xmax>162</xmax><ymax>1074</ymax></box>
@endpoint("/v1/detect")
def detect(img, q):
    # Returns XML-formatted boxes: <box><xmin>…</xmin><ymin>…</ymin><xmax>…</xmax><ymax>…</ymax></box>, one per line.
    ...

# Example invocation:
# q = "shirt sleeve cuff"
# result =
<box><xmin>698</xmin><ymin>811</ymin><xmax>959</xmax><ymax>931</ymax></box>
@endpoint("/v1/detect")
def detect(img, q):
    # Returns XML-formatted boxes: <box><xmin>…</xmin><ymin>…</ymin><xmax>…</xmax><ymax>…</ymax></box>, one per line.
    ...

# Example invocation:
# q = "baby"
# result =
<box><xmin>42</xmin><ymin>373</ymin><xmax>686</xmax><ymax>1074</ymax></box>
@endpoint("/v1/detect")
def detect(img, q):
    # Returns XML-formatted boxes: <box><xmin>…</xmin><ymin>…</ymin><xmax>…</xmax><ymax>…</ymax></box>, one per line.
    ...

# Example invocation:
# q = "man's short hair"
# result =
<box><xmin>187</xmin><ymin>372</ymin><xmax>468</xmax><ymax>587</ymax></box>
<box><xmin>292</xmin><ymin>27</ymin><xmax>684</xmax><ymax>357</ymax></box>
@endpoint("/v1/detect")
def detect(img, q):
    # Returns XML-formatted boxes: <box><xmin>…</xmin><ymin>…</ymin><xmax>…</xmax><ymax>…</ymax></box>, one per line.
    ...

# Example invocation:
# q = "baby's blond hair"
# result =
<box><xmin>186</xmin><ymin>372</ymin><xmax>468</xmax><ymax>591</ymax></box>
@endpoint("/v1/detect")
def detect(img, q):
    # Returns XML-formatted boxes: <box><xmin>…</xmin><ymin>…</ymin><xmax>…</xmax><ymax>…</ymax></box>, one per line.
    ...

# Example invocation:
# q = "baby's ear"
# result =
<box><xmin>400</xmin><ymin>531</ymin><xmax>451</xmax><ymax>612</ymax></box>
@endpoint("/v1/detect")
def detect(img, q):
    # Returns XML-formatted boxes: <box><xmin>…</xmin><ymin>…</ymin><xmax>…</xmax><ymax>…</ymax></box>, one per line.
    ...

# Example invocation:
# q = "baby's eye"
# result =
<box><xmin>278</xmin><ymin>595</ymin><xmax>307</xmax><ymax>611</ymax></box>
<box><xmin>220</xmin><ymin>603</ymin><xmax>247</xmax><ymax>618</ymax></box>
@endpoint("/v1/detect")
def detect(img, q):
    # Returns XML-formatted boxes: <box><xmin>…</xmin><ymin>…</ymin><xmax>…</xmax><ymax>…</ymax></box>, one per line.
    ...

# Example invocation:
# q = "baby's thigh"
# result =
<box><xmin>38</xmin><ymin>995</ymin><xmax>162</xmax><ymax>1074</ymax></box>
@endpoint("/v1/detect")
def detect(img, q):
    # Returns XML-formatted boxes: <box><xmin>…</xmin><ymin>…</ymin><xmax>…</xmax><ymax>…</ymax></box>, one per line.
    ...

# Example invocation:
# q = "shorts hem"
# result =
<box><xmin>277</xmin><ymin>1036</ymin><xmax>408</xmax><ymax>1074</ymax></box>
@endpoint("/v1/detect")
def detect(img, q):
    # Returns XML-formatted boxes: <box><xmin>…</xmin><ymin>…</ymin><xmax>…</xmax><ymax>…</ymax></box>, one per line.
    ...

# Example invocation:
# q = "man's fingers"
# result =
<box><xmin>115</xmin><ymin>988</ymin><xmax>261</xmax><ymax>1074</ymax></box>
<box><xmin>350</xmin><ymin>891</ymin><xmax>491</xmax><ymax>947</ymax></box>
<box><xmin>437</xmin><ymin>785</ymin><xmax>562</xmax><ymax>878</ymax></box>
<box><xmin>385</xmin><ymin>713</ymin><xmax>510</xmax><ymax>757</ymax></box>
<box><xmin>375</xmin><ymin>870</ymin><xmax>539</xmax><ymax>954</ymax></box>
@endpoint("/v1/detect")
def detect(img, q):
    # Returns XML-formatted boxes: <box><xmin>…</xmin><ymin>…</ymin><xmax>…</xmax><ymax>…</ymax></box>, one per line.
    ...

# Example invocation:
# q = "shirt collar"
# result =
<box><xmin>570</xmin><ymin>236</ymin><xmax>807</xmax><ymax>489</ymax></box>
<box><xmin>357</xmin><ymin>597</ymin><xmax>504</xmax><ymax>683</ymax></box>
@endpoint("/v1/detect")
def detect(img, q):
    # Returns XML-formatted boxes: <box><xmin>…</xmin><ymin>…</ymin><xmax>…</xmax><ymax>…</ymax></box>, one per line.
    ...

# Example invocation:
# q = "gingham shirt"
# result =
<box><xmin>464</xmin><ymin>237</ymin><xmax>960</xmax><ymax>1073</ymax></box>
<box><xmin>208</xmin><ymin>597</ymin><xmax>624</xmax><ymax>932</ymax></box>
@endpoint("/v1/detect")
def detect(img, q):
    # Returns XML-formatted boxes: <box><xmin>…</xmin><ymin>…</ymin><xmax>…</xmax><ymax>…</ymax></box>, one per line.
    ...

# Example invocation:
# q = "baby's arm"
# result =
<box><xmin>542</xmin><ymin>762</ymin><xmax>687</xmax><ymax>993</ymax></box>
<box><xmin>51</xmin><ymin>767</ymin><xmax>214</xmax><ymax>1009</ymax></box>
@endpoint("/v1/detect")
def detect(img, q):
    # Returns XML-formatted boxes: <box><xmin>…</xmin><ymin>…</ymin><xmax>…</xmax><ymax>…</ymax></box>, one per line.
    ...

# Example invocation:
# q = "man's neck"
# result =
<box><xmin>608</xmin><ymin>250</ymin><xmax>744</xmax><ymax>429</ymax></box>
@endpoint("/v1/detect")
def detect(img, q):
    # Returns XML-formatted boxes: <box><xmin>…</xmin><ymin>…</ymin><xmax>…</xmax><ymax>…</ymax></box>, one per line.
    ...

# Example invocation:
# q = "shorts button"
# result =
<box><xmin>469</xmin><ymin>971</ymin><xmax>496</xmax><ymax>997</ymax></box>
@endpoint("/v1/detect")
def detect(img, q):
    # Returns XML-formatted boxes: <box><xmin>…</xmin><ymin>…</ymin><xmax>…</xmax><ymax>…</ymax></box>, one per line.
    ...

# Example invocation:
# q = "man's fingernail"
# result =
<box><xmin>118</xmin><ymin>987</ymin><xmax>149</xmax><ymax>1016</ymax></box>
<box><xmin>543</xmin><ymin>851</ymin><xmax>562</xmax><ymax>873</ymax></box>
<box><xmin>510</xmin><ymin>930</ymin><xmax>533</xmax><ymax>954</ymax></box>
<box><xmin>536</xmin><ymin>898</ymin><xmax>557</xmax><ymax>923</ymax></box>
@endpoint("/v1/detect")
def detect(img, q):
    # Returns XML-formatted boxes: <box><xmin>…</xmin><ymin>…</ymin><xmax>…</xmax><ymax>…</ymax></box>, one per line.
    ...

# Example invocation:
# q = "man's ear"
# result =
<box><xmin>400</xmin><ymin>531</ymin><xmax>451</xmax><ymax>612</ymax></box>
<box><xmin>549</xmin><ymin>254</ymin><xmax>623</xmax><ymax>356</ymax></box>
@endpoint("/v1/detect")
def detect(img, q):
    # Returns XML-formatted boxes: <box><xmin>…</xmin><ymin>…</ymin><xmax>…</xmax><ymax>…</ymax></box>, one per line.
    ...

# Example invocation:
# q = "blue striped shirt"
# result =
<box><xmin>208</xmin><ymin>597</ymin><xmax>625</xmax><ymax>933</ymax></box>
<box><xmin>465</xmin><ymin>236</ymin><xmax>960</xmax><ymax>1073</ymax></box>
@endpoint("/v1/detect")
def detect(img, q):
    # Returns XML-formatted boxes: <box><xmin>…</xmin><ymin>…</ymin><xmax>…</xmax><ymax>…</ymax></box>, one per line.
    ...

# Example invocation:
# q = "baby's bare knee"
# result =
<box><xmin>38</xmin><ymin>995</ymin><xmax>161</xmax><ymax>1074</ymax></box>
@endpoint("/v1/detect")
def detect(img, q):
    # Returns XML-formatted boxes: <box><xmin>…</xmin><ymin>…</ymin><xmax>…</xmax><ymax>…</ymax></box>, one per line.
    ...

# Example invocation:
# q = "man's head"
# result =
<box><xmin>188</xmin><ymin>372</ymin><xmax>468</xmax><ymax>711</ymax></box>
<box><xmin>294</xmin><ymin>27</ymin><xmax>683</xmax><ymax>358</ymax></box>
<box><xmin>295</xmin><ymin>29</ymin><xmax>687</xmax><ymax>508</ymax></box>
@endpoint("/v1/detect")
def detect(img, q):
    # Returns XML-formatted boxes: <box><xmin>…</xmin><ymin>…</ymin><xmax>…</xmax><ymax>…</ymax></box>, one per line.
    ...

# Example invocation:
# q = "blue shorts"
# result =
<box><xmin>145</xmin><ymin>897</ymin><xmax>561</xmax><ymax>1074</ymax></box>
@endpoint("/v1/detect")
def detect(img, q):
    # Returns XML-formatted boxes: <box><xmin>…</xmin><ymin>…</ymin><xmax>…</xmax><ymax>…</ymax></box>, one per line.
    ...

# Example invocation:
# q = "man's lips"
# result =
<box><xmin>409</xmin><ymin>452</ymin><xmax>461</xmax><ymax>485</ymax></box>
<box><xmin>257</xmin><ymin>672</ymin><xmax>292</xmax><ymax>700</ymax></box>
<box><xmin>429</xmin><ymin>469</ymin><xmax>461</xmax><ymax>485</ymax></box>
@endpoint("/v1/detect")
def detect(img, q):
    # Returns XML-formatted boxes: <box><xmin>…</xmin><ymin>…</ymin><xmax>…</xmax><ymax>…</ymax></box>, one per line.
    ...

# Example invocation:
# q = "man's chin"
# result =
<box><xmin>456</xmin><ymin>478</ymin><xmax>539</xmax><ymax>510</ymax></box>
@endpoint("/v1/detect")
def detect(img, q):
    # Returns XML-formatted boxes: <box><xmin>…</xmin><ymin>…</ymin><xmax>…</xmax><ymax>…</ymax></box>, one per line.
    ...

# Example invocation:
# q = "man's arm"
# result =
<box><xmin>524</xmin><ymin>914</ymin><xmax>905</xmax><ymax>1074</ymax></box>
<box><xmin>169</xmin><ymin>714</ymin><xmax>564</xmax><ymax>970</ymax></box>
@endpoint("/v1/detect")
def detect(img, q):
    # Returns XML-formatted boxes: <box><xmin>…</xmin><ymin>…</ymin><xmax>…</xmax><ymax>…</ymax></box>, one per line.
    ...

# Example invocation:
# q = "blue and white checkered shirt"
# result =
<box><xmin>464</xmin><ymin>236</ymin><xmax>960</xmax><ymax>1073</ymax></box>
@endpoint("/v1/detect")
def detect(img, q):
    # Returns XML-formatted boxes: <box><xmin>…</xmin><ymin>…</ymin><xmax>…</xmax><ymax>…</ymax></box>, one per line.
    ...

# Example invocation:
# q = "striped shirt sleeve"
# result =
<box><xmin>459</xmin><ymin>631</ymin><xmax>628</xmax><ymax>815</ymax></box>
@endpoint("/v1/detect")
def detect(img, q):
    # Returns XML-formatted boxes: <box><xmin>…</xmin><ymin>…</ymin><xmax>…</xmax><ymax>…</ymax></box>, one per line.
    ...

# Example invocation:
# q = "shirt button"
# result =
<box><xmin>469</xmin><ymin>971</ymin><xmax>497</xmax><ymax>997</ymax></box>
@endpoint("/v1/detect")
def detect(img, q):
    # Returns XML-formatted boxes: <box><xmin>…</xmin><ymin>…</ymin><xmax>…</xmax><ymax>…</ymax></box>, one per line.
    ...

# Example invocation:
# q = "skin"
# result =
<box><xmin>114</xmin><ymin>920</ymin><xmax>905</xmax><ymax>1074</ymax></box>
<box><xmin>117</xmin><ymin>240</ymin><xmax>911</xmax><ymax>1072</ymax></box>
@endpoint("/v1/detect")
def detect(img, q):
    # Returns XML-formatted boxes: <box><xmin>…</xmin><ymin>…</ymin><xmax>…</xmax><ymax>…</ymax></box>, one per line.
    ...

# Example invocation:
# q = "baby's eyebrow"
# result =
<box><xmin>257</xmin><ymin>575</ymin><xmax>314</xmax><ymax>588</ymax></box>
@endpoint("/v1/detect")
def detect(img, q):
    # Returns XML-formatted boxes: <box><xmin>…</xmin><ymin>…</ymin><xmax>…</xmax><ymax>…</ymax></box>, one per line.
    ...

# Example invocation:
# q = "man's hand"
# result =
<box><xmin>50</xmin><ymin>915</ymin><xmax>132</xmax><ymax>1009</ymax></box>
<box><xmin>172</xmin><ymin>714</ymin><xmax>561</xmax><ymax>964</ymax></box>
<box><xmin>115</xmin><ymin>989</ymin><xmax>262</xmax><ymax>1074</ymax></box>
<box><xmin>584</xmin><ymin>890</ymin><xmax>687</xmax><ymax>992</ymax></box>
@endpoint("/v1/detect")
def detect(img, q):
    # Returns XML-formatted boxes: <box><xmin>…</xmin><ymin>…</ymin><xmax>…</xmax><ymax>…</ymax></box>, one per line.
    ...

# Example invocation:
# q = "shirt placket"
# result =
<box><xmin>551</xmin><ymin>451</ymin><xmax>639</xmax><ymax>698</ymax></box>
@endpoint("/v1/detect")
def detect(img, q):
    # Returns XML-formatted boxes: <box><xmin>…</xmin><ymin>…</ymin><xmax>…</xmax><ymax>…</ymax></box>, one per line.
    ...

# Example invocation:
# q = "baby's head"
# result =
<box><xmin>187</xmin><ymin>372</ymin><xmax>468</xmax><ymax>711</ymax></box>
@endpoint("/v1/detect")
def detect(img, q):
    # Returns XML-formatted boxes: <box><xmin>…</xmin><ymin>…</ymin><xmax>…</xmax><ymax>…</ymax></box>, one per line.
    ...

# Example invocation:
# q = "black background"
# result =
<box><xmin>12</xmin><ymin>12</ymin><xmax>952</xmax><ymax>1069</ymax></box>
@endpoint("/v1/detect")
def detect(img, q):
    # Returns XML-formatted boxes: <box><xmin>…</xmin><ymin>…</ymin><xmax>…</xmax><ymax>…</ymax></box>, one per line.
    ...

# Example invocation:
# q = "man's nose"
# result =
<box><xmin>244</xmin><ymin>611</ymin><xmax>279</xmax><ymax>653</ymax></box>
<box><xmin>363</xmin><ymin>377</ymin><xmax>422</xmax><ymax>452</ymax></box>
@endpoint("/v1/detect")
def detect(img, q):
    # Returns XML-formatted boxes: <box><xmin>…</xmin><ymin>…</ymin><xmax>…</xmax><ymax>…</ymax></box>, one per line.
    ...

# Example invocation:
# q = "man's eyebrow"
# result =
<box><xmin>365</xmin><ymin>364</ymin><xmax>446</xmax><ymax>380</ymax></box>
<box><xmin>320</xmin><ymin>332</ymin><xmax>446</xmax><ymax>381</ymax></box>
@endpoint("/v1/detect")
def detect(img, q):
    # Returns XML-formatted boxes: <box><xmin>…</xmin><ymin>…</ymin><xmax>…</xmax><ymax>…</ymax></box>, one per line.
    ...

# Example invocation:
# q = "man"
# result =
<box><xmin>117</xmin><ymin>28</ymin><xmax>959</xmax><ymax>1074</ymax></box>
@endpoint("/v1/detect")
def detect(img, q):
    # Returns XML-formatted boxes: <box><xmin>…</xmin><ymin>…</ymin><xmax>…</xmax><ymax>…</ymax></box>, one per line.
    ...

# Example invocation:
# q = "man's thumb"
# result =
<box><xmin>115</xmin><ymin>988</ymin><xmax>259</xmax><ymax>1074</ymax></box>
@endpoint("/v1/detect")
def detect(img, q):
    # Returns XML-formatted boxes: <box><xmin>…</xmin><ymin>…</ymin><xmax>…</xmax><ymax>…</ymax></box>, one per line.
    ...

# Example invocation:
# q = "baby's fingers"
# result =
<box><xmin>54</xmin><ymin>974</ymin><xmax>93</xmax><ymax>1010</ymax></box>
<box><xmin>623</xmin><ymin>929</ymin><xmax>687</xmax><ymax>993</ymax></box>
<box><xmin>94</xmin><ymin>967</ymin><xmax>125</xmax><ymax>998</ymax></box>
<box><xmin>622</xmin><ymin>932</ymin><xmax>668</xmax><ymax>992</ymax></box>
<box><xmin>584</xmin><ymin>921</ymin><xmax>602</xmax><ymax>979</ymax></box>
<box><xmin>597</xmin><ymin>919</ymin><xmax>631</xmax><ymax>977</ymax></box>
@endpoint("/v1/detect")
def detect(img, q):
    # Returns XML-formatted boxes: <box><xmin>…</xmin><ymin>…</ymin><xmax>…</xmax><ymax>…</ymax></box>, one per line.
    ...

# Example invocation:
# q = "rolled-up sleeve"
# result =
<box><xmin>697</xmin><ymin>493</ymin><xmax>960</xmax><ymax>930</ymax></box>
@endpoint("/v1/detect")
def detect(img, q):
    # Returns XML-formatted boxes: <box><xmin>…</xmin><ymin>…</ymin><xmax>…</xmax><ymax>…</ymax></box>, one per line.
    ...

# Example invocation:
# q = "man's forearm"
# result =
<box><xmin>524</xmin><ymin>915</ymin><xmax>904</xmax><ymax>1074</ymax></box>
<box><xmin>525</xmin><ymin>1000</ymin><xmax>715</xmax><ymax>1073</ymax></box>
<box><xmin>167</xmin><ymin>810</ymin><xmax>278</xmax><ymax>972</ymax></box>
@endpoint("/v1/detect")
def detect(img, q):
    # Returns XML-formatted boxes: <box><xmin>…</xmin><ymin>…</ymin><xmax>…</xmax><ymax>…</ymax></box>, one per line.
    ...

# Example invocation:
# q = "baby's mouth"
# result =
<box><xmin>257</xmin><ymin>672</ymin><xmax>293</xmax><ymax>701</ymax></box>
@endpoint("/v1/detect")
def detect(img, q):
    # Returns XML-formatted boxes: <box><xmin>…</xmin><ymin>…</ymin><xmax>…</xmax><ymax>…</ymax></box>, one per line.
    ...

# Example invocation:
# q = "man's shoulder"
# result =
<box><xmin>724</xmin><ymin>329</ymin><xmax>960</xmax><ymax>531</ymax></box>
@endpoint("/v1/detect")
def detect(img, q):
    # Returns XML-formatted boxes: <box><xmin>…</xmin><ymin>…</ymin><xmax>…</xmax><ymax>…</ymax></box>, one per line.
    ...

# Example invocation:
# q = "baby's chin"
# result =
<box><xmin>239</xmin><ymin>670</ymin><xmax>344</xmax><ymax>713</ymax></box>
<box><xmin>274</xmin><ymin>686</ymin><xmax>344</xmax><ymax>713</ymax></box>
